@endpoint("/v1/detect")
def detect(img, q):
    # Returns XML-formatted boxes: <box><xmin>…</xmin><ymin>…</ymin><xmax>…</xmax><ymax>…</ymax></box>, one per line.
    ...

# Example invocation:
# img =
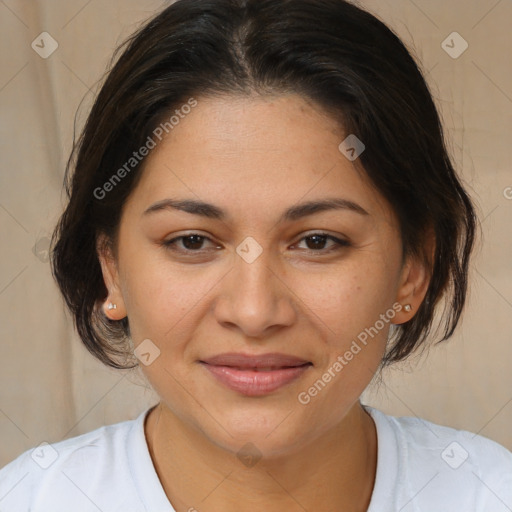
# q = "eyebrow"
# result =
<box><xmin>142</xmin><ymin>197</ymin><xmax>369</xmax><ymax>222</ymax></box>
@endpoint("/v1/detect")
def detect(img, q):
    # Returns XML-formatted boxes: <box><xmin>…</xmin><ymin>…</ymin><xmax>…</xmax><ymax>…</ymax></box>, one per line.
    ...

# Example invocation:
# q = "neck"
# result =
<box><xmin>145</xmin><ymin>401</ymin><xmax>377</xmax><ymax>512</ymax></box>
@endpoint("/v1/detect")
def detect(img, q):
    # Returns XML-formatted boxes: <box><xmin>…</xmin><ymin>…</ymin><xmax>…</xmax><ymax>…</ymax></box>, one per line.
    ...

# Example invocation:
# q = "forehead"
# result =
<box><xmin>126</xmin><ymin>93</ymin><xmax>394</xmax><ymax>226</ymax></box>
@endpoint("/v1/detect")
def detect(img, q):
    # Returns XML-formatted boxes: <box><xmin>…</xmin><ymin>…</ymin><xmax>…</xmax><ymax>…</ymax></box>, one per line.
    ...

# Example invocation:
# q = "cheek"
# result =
<box><xmin>294</xmin><ymin>271</ymin><xmax>390</xmax><ymax>424</ymax></box>
<box><xmin>292</xmin><ymin>261</ymin><xmax>398</xmax><ymax>343</ymax></box>
<box><xmin>289</xmin><ymin>263</ymin><xmax>395</xmax><ymax>401</ymax></box>
<box><xmin>120</xmin><ymin>245</ymin><xmax>217</xmax><ymax>340</ymax></box>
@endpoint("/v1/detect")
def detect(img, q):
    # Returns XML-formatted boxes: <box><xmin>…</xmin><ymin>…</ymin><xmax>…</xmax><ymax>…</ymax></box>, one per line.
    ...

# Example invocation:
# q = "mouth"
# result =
<box><xmin>198</xmin><ymin>352</ymin><xmax>313</xmax><ymax>396</ymax></box>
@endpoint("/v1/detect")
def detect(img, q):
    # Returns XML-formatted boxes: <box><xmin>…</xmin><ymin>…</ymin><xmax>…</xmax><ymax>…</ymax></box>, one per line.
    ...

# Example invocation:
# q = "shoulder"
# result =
<box><xmin>383</xmin><ymin>408</ymin><xmax>512</xmax><ymax>472</ymax></box>
<box><xmin>0</xmin><ymin>413</ymin><xmax>144</xmax><ymax>512</ymax></box>
<box><xmin>366</xmin><ymin>406</ymin><xmax>512</xmax><ymax>511</ymax></box>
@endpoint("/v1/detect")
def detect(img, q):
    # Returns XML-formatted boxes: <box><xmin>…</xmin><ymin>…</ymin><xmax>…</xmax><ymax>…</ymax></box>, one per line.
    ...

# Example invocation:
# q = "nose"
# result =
<box><xmin>213</xmin><ymin>242</ymin><xmax>296</xmax><ymax>338</ymax></box>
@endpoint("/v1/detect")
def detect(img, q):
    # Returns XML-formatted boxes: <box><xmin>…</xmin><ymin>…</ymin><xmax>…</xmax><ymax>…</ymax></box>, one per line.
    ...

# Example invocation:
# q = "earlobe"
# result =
<box><xmin>392</xmin><ymin>254</ymin><xmax>431</xmax><ymax>325</ymax></box>
<box><xmin>392</xmin><ymin>229</ymin><xmax>435</xmax><ymax>325</ymax></box>
<box><xmin>96</xmin><ymin>234</ymin><xmax>127</xmax><ymax>320</ymax></box>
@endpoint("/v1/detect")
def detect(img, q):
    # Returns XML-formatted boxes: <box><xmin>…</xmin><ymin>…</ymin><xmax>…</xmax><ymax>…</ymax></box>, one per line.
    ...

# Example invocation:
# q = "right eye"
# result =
<box><xmin>162</xmin><ymin>233</ymin><xmax>222</xmax><ymax>254</ymax></box>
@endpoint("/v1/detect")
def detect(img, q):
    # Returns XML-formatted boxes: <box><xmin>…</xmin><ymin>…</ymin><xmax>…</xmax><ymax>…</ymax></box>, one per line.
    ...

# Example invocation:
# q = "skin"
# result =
<box><xmin>97</xmin><ymin>93</ymin><xmax>432</xmax><ymax>511</ymax></box>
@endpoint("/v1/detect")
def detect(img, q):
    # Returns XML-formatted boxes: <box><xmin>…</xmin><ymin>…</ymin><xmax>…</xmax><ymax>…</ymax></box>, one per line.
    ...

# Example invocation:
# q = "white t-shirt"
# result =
<box><xmin>1</xmin><ymin>404</ymin><xmax>511</xmax><ymax>511</ymax></box>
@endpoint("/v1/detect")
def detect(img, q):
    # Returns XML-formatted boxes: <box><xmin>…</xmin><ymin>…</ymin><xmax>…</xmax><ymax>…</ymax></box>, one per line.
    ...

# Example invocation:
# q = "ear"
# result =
<box><xmin>96</xmin><ymin>233</ymin><xmax>127</xmax><ymax>320</ymax></box>
<box><xmin>391</xmin><ymin>229</ymin><xmax>435</xmax><ymax>325</ymax></box>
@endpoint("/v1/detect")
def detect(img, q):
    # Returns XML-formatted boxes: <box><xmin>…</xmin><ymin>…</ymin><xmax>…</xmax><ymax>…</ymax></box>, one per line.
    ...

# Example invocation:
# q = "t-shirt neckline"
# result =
<box><xmin>364</xmin><ymin>405</ymin><xmax>400</xmax><ymax>511</ymax></box>
<box><xmin>127</xmin><ymin>405</ymin><xmax>176</xmax><ymax>511</ymax></box>
<box><xmin>127</xmin><ymin>404</ymin><xmax>399</xmax><ymax>512</ymax></box>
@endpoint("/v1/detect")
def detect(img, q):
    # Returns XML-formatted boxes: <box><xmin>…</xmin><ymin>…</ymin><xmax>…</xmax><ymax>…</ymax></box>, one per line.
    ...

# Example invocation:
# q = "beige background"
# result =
<box><xmin>0</xmin><ymin>0</ymin><xmax>511</xmax><ymax>468</ymax></box>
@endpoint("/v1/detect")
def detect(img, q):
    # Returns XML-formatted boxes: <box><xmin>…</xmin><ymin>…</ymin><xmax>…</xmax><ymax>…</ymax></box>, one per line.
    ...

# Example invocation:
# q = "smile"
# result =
<box><xmin>199</xmin><ymin>352</ymin><xmax>313</xmax><ymax>396</ymax></box>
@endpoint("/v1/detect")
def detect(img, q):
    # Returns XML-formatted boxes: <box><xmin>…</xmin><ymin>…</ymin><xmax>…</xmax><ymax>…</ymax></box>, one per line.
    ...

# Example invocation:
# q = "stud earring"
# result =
<box><xmin>107</xmin><ymin>302</ymin><xmax>117</xmax><ymax>310</ymax></box>
<box><xmin>403</xmin><ymin>304</ymin><xmax>412</xmax><ymax>312</ymax></box>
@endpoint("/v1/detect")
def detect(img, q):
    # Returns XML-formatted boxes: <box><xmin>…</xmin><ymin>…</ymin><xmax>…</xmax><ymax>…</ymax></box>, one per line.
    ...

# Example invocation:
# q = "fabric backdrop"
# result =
<box><xmin>1</xmin><ymin>0</ymin><xmax>511</xmax><ymax>468</ymax></box>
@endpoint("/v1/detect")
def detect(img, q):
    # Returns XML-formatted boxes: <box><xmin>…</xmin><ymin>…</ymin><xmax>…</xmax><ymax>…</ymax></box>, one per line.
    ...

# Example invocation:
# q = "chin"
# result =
<box><xmin>196</xmin><ymin>407</ymin><xmax>315</xmax><ymax>460</ymax></box>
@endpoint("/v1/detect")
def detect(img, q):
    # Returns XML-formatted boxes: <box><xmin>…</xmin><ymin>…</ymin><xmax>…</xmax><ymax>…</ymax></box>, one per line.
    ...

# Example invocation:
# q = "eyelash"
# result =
<box><xmin>162</xmin><ymin>232</ymin><xmax>351</xmax><ymax>256</ymax></box>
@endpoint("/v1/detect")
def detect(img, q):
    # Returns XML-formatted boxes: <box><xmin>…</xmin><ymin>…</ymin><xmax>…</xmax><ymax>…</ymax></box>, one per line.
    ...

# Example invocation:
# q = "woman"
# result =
<box><xmin>1</xmin><ymin>0</ymin><xmax>510</xmax><ymax>510</ymax></box>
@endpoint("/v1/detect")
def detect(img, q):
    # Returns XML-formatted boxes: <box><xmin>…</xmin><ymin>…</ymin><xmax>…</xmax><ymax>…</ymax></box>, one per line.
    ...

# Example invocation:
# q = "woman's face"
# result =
<box><xmin>98</xmin><ymin>93</ymin><xmax>428</xmax><ymax>456</ymax></box>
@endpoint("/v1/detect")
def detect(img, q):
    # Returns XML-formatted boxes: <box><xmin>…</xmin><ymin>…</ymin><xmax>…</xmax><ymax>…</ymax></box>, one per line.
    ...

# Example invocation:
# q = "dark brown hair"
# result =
<box><xmin>50</xmin><ymin>0</ymin><xmax>477</xmax><ymax>369</ymax></box>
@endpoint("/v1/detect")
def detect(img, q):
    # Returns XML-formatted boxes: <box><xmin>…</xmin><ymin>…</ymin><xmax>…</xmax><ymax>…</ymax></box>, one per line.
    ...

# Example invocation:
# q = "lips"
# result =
<box><xmin>199</xmin><ymin>352</ymin><xmax>312</xmax><ymax>396</ymax></box>
<box><xmin>200</xmin><ymin>352</ymin><xmax>311</xmax><ymax>369</ymax></box>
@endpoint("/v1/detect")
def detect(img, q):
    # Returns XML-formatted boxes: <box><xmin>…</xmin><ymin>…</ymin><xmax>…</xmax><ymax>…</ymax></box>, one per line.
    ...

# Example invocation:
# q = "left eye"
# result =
<box><xmin>163</xmin><ymin>232</ymin><xmax>350</xmax><ymax>255</ymax></box>
<box><xmin>293</xmin><ymin>233</ymin><xmax>350</xmax><ymax>253</ymax></box>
